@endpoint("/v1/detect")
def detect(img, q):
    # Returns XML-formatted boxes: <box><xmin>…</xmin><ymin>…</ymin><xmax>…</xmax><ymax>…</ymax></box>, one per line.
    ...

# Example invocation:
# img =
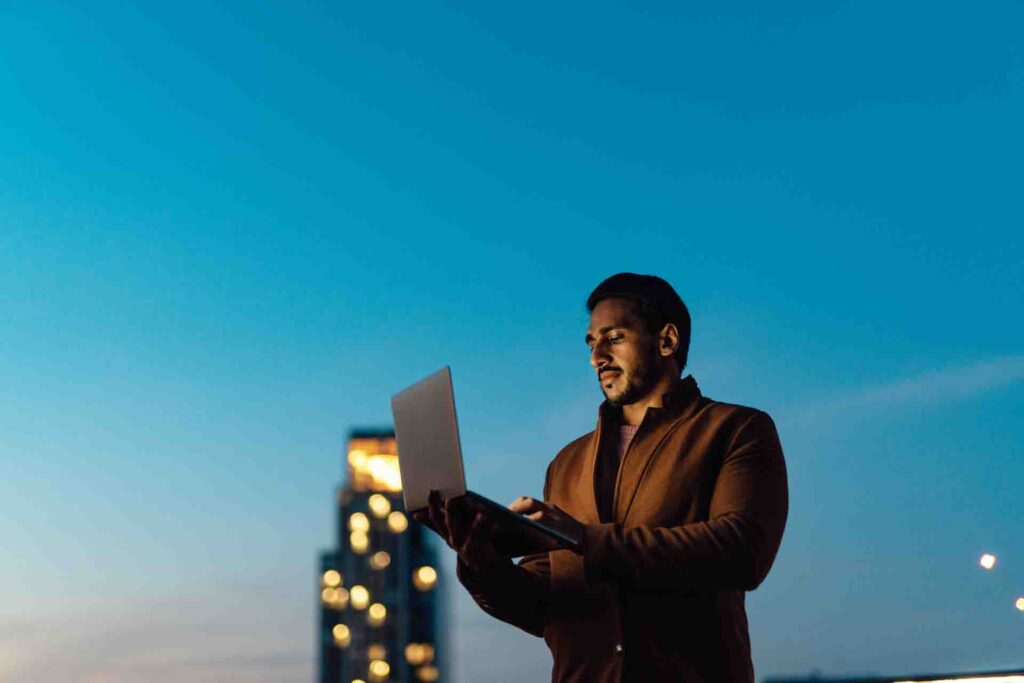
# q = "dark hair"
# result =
<box><xmin>586</xmin><ymin>273</ymin><xmax>691</xmax><ymax>372</ymax></box>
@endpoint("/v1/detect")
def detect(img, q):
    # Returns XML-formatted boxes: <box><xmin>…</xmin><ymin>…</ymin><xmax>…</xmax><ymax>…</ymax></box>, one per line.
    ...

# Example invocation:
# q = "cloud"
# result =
<box><xmin>784</xmin><ymin>355</ymin><xmax>1024</xmax><ymax>426</ymax></box>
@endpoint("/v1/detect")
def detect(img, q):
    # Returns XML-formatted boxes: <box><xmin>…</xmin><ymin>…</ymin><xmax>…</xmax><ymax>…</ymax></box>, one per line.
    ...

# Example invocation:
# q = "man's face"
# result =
<box><xmin>585</xmin><ymin>298</ymin><xmax>661</xmax><ymax>407</ymax></box>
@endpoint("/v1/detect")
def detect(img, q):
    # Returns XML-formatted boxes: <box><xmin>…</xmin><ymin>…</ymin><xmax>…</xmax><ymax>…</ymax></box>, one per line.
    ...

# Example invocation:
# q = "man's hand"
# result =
<box><xmin>509</xmin><ymin>496</ymin><xmax>586</xmax><ymax>552</ymax></box>
<box><xmin>412</xmin><ymin>490</ymin><xmax>504</xmax><ymax>572</ymax></box>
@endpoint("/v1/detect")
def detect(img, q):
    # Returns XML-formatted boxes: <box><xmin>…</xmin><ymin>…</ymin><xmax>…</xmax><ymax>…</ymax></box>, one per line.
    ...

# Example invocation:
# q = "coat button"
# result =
<box><xmin>614</xmin><ymin>643</ymin><xmax>623</xmax><ymax>655</ymax></box>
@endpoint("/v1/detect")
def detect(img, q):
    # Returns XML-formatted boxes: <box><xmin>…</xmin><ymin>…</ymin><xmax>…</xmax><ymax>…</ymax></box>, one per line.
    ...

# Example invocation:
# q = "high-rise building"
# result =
<box><xmin>318</xmin><ymin>429</ymin><xmax>447</xmax><ymax>683</ymax></box>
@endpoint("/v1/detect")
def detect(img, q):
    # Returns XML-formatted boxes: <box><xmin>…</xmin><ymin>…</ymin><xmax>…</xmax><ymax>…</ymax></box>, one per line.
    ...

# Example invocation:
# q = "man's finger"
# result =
<box><xmin>445</xmin><ymin>497</ymin><xmax>472</xmax><ymax>549</ymax></box>
<box><xmin>459</xmin><ymin>513</ymin><xmax>495</xmax><ymax>569</ymax></box>
<box><xmin>427</xmin><ymin>490</ymin><xmax>451</xmax><ymax>547</ymax></box>
<box><xmin>413</xmin><ymin>509</ymin><xmax>444</xmax><ymax>538</ymax></box>
<box><xmin>456</xmin><ymin>513</ymin><xmax>483</xmax><ymax>559</ymax></box>
<box><xmin>411</xmin><ymin>509</ymin><xmax>431</xmax><ymax>529</ymax></box>
<box><xmin>509</xmin><ymin>496</ymin><xmax>542</xmax><ymax>515</ymax></box>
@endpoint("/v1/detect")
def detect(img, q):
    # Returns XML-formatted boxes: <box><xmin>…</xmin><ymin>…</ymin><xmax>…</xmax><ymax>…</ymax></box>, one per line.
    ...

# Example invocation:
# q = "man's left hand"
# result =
<box><xmin>509</xmin><ymin>497</ymin><xmax>586</xmax><ymax>552</ymax></box>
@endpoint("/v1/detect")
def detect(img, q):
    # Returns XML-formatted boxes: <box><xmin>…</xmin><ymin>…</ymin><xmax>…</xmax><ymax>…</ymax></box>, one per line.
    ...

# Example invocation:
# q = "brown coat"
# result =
<box><xmin>458</xmin><ymin>376</ymin><xmax>788</xmax><ymax>682</ymax></box>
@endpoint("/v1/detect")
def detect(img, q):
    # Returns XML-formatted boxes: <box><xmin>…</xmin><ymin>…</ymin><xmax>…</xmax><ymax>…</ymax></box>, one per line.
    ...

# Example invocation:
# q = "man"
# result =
<box><xmin>413</xmin><ymin>273</ymin><xmax>788</xmax><ymax>682</ymax></box>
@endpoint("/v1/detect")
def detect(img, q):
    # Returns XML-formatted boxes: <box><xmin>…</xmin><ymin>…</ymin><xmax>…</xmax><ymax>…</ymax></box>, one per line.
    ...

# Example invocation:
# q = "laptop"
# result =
<box><xmin>390</xmin><ymin>366</ymin><xmax>579</xmax><ymax>557</ymax></box>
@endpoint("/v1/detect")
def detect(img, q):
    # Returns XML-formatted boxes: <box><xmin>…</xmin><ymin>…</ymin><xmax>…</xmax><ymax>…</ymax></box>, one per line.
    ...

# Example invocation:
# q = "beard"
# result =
<box><xmin>603</xmin><ymin>358</ymin><xmax>659</xmax><ymax>408</ymax></box>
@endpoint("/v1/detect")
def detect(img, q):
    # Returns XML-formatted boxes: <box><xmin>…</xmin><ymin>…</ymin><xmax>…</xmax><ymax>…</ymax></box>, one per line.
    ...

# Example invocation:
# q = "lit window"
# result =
<box><xmin>417</xmin><ymin>665</ymin><xmax>440</xmax><ymax>682</ymax></box>
<box><xmin>347</xmin><ymin>439</ymin><xmax>403</xmax><ymax>492</ymax></box>
<box><xmin>322</xmin><ymin>587</ymin><xmax>350</xmax><ymax>609</ymax></box>
<box><xmin>387</xmin><ymin>511</ymin><xmax>408</xmax><ymax>533</ymax></box>
<box><xmin>332</xmin><ymin>624</ymin><xmax>351</xmax><ymax>647</ymax></box>
<box><xmin>370</xmin><ymin>551</ymin><xmax>391</xmax><ymax>570</ymax></box>
<box><xmin>368</xmin><ymin>659</ymin><xmax>390</xmax><ymax>681</ymax></box>
<box><xmin>368</xmin><ymin>602</ymin><xmax>387</xmax><ymax>626</ymax></box>
<box><xmin>350</xmin><ymin>530</ymin><xmax>370</xmax><ymax>554</ymax></box>
<box><xmin>322</xmin><ymin>569</ymin><xmax>343</xmax><ymax>587</ymax></box>
<box><xmin>368</xmin><ymin>494</ymin><xmax>391</xmax><ymax>518</ymax></box>
<box><xmin>350</xmin><ymin>585</ymin><xmax>370</xmax><ymax>610</ymax></box>
<box><xmin>405</xmin><ymin>643</ymin><xmax>425</xmax><ymax>665</ymax></box>
<box><xmin>413</xmin><ymin>566</ymin><xmax>438</xmax><ymax>591</ymax></box>
<box><xmin>349</xmin><ymin>513</ymin><xmax>370</xmax><ymax>532</ymax></box>
<box><xmin>348</xmin><ymin>449</ymin><xmax>368</xmax><ymax>468</ymax></box>
<box><xmin>405</xmin><ymin>642</ymin><xmax>434</xmax><ymax>665</ymax></box>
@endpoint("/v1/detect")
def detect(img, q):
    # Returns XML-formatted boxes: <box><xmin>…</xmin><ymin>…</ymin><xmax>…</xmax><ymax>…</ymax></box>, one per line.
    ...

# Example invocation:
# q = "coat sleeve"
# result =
<box><xmin>581</xmin><ymin>410</ymin><xmax>788</xmax><ymax>591</ymax></box>
<box><xmin>455</xmin><ymin>463</ymin><xmax>554</xmax><ymax>637</ymax></box>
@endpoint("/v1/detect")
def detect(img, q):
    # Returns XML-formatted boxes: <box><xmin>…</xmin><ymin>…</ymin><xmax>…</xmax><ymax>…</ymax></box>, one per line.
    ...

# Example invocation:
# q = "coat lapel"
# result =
<box><xmin>612</xmin><ymin>376</ymin><xmax>704</xmax><ymax>523</ymax></box>
<box><xmin>578</xmin><ymin>415</ymin><xmax>603</xmax><ymax>525</ymax></box>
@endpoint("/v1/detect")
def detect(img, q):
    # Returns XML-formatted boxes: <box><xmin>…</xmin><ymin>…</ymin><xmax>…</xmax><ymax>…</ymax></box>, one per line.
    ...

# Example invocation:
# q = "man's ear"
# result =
<box><xmin>658</xmin><ymin>323</ymin><xmax>679</xmax><ymax>358</ymax></box>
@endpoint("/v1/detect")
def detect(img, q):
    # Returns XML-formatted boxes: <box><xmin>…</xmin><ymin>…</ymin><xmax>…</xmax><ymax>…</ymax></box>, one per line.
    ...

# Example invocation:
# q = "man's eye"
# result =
<box><xmin>609</xmin><ymin>335</ymin><xmax>624</xmax><ymax>343</ymax></box>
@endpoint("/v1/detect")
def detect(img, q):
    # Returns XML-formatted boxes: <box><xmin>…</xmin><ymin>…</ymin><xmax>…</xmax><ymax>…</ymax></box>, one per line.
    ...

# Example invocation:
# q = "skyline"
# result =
<box><xmin>2</xmin><ymin>1</ymin><xmax>1022</xmax><ymax>681</ymax></box>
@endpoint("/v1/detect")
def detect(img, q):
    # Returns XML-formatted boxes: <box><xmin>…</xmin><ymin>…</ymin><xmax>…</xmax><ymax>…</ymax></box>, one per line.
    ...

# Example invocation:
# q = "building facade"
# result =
<box><xmin>318</xmin><ymin>430</ymin><xmax>446</xmax><ymax>683</ymax></box>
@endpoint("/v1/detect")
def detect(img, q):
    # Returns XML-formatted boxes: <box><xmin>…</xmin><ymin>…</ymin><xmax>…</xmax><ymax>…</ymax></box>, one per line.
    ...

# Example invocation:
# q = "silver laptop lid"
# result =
<box><xmin>390</xmin><ymin>366</ymin><xmax>468</xmax><ymax>512</ymax></box>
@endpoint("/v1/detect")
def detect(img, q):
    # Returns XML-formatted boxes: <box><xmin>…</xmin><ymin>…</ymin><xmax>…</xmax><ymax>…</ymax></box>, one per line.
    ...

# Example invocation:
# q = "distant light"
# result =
<box><xmin>413</xmin><ymin>566</ymin><xmax>438</xmax><ymax>591</ymax></box>
<box><xmin>367</xmin><ymin>644</ymin><xmax>386</xmax><ymax>660</ymax></box>
<box><xmin>980</xmin><ymin>553</ymin><xmax>997</xmax><ymax>570</ymax></box>
<box><xmin>1016</xmin><ymin>597</ymin><xmax>1024</xmax><ymax>612</ymax></box>
<box><xmin>368</xmin><ymin>494</ymin><xmax>392</xmax><ymax>518</ymax></box>
<box><xmin>370</xmin><ymin>551</ymin><xmax>391</xmax><ymax>570</ymax></box>
<box><xmin>892</xmin><ymin>677</ymin><xmax>1024</xmax><ymax>683</ymax></box>
<box><xmin>350</xmin><ymin>530</ymin><xmax>370</xmax><ymax>554</ymax></box>
<box><xmin>368</xmin><ymin>659</ymin><xmax>390</xmax><ymax>679</ymax></box>
<box><xmin>331</xmin><ymin>587</ymin><xmax>350</xmax><ymax>610</ymax></box>
<box><xmin>322</xmin><ymin>569</ymin><xmax>343</xmax><ymax>587</ymax></box>
<box><xmin>349</xmin><ymin>513</ymin><xmax>370</xmax><ymax>532</ymax></box>
<box><xmin>348</xmin><ymin>449</ymin><xmax>368</xmax><ymax>468</ymax></box>
<box><xmin>421</xmin><ymin>644</ymin><xmax>435</xmax><ymax>662</ymax></box>
<box><xmin>347</xmin><ymin>436</ymin><xmax>403</xmax><ymax>491</ymax></box>
<box><xmin>350</xmin><ymin>585</ymin><xmax>370</xmax><ymax>610</ymax></box>
<box><xmin>332</xmin><ymin>624</ymin><xmax>351</xmax><ymax>647</ymax></box>
<box><xmin>405</xmin><ymin>643</ymin><xmax>426</xmax><ymax>665</ymax></box>
<box><xmin>352</xmin><ymin>680</ymin><xmax>365</xmax><ymax>683</ymax></box>
<box><xmin>349</xmin><ymin>450</ymin><xmax>403</xmax><ymax>492</ymax></box>
<box><xmin>368</xmin><ymin>602</ymin><xmax>387</xmax><ymax>626</ymax></box>
<box><xmin>387</xmin><ymin>511</ymin><xmax>408</xmax><ymax>533</ymax></box>
<box><xmin>365</xmin><ymin>454</ymin><xmax>403</xmax><ymax>492</ymax></box>
<box><xmin>417</xmin><ymin>665</ymin><xmax>440</xmax><ymax>682</ymax></box>
<box><xmin>322</xmin><ymin>587</ymin><xmax>350</xmax><ymax>609</ymax></box>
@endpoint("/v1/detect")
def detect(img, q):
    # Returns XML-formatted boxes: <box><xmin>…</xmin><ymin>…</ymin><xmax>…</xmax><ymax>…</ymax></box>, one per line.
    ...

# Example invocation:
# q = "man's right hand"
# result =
<box><xmin>412</xmin><ymin>490</ymin><xmax>504</xmax><ymax>572</ymax></box>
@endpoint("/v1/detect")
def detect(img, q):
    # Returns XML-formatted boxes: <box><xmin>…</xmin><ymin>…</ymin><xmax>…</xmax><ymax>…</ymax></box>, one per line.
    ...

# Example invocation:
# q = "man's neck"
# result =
<box><xmin>619</xmin><ymin>373</ymin><xmax>680</xmax><ymax>426</ymax></box>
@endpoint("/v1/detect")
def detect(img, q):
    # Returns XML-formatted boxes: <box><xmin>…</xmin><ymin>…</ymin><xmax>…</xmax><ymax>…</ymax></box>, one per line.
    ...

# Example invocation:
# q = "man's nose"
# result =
<box><xmin>590</xmin><ymin>341</ymin><xmax>610</xmax><ymax>369</ymax></box>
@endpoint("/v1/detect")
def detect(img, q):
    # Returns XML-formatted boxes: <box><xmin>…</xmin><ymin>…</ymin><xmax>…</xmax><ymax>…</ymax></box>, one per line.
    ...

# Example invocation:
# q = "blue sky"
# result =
<box><xmin>1</xmin><ymin>1</ymin><xmax>1022</xmax><ymax>681</ymax></box>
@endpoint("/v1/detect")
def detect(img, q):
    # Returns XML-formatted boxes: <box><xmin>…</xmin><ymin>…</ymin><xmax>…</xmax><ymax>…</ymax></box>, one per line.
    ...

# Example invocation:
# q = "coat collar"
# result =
<box><xmin>597</xmin><ymin>374</ymin><xmax>701</xmax><ymax>423</ymax></box>
<box><xmin>581</xmin><ymin>375</ymin><xmax>704</xmax><ymax>524</ymax></box>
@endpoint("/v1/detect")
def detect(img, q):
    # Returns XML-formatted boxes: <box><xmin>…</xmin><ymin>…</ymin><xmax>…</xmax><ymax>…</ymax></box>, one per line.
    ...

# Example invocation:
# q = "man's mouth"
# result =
<box><xmin>599</xmin><ymin>370</ymin><xmax>621</xmax><ymax>383</ymax></box>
